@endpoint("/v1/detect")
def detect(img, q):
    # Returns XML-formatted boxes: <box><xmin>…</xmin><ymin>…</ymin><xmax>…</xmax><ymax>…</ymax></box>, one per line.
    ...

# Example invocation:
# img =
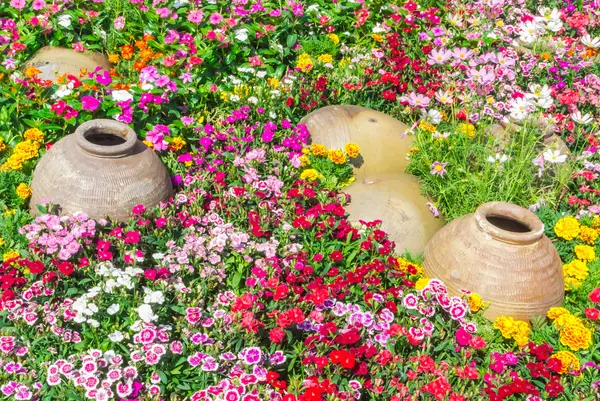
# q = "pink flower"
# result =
<box><xmin>430</xmin><ymin>161</ymin><xmax>448</xmax><ymax>177</ymax></box>
<box><xmin>455</xmin><ymin>327</ymin><xmax>472</xmax><ymax>346</ymax></box>
<box><xmin>209</xmin><ymin>12</ymin><xmax>223</xmax><ymax>24</ymax></box>
<box><xmin>72</xmin><ymin>42</ymin><xmax>87</xmax><ymax>52</ymax></box>
<box><xmin>249</xmin><ymin>55</ymin><xmax>263</xmax><ymax>66</ymax></box>
<box><xmin>188</xmin><ymin>10</ymin><xmax>204</xmax><ymax>24</ymax></box>
<box><xmin>81</xmin><ymin>96</ymin><xmax>100</xmax><ymax>111</ymax></box>
<box><xmin>10</xmin><ymin>0</ymin><xmax>26</xmax><ymax>10</ymax></box>
<box><xmin>32</xmin><ymin>0</ymin><xmax>45</xmax><ymax>10</ymax></box>
<box><xmin>114</xmin><ymin>16</ymin><xmax>125</xmax><ymax>30</ymax></box>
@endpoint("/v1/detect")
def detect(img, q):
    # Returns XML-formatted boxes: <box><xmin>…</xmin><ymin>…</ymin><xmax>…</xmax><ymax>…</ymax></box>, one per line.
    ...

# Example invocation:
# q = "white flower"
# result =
<box><xmin>141</xmin><ymin>83</ymin><xmax>154</xmax><ymax>90</ymax></box>
<box><xmin>152</xmin><ymin>253</ymin><xmax>165</xmax><ymax>260</ymax></box>
<box><xmin>536</xmin><ymin>8</ymin><xmax>563</xmax><ymax>32</ymax></box>
<box><xmin>372</xmin><ymin>23</ymin><xmax>386</xmax><ymax>33</ymax></box>
<box><xmin>487</xmin><ymin>153</ymin><xmax>509</xmax><ymax>164</ymax></box>
<box><xmin>582</xmin><ymin>34</ymin><xmax>600</xmax><ymax>49</ymax></box>
<box><xmin>518</xmin><ymin>21</ymin><xmax>544</xmax><ymax>44</ymax></box>
<box><xmin>434</xmin><ymin>89</ymin><xmax>453</xmax><ymax>105</ymax></box>
<box><xmin>542</xmin><ymin>149</ymin><xmax>567</xmax><ymax>164</ymax></box>
<box><xmin>269</xmin><ymin>112</ymin><xmax>277</xmax><ymax>119</ymax></box>
<box><xmin>108</xmin><ymin>331</ymin><xmax>124</xmax><ymax>342</ymax></box>
<box><xmin>247</xmin><ymin>96</ymin><xmax>258</xmax><ymax>104</ymax></box>
<box><xmin>306</xmin><ymin>4</ymin><xmax>319</xmax><ymax>12</ymax></box>
<box><xmin>54</xmin><ymin>83</ymin><xmax>74</xmax><ymax>98</ymax></box>
<box><xmin>508</xmin><ymin>98</ymin><xmax>532</xmax><ymax>121</ymax></box>
<box><xmin>112</xmin><ymin>90</ymin><xmax>134</xmax><ymax>102</ymax></box>
<box><xmin>87</xmin><ymin>319</ymin><xmax>100</xmax><ymax>328</ymax></box>
<box><xmin>256</xmin><ymin>71</ymin><xmax>267</xmax><ymax>78</ymax></box>
<box><xmin>234</xmin><ymin>29</ymin><xmax>248</xmax><ymax>42</ymax></box>
<box><xmin>421</xmin><ymin>109</ymin><xmax>442</xmax><ymax>125</ymax></box>
<box><xmin>143</xmin><ymin>288</ymin><xmax>165</xmax><ymax>305</ymax></box>
<box><xmin>136</xmin><ymin>304</ymin><xmax>158</xmax><ymax>323</ymax></box>
<box><xmin>173</xmin><ymin>0</ymin><xmax>189</xmax><ymax>8</ymax></box>
<box><xmin>572</xmin><ymin>111</ymin><xmax>593</xmax><ymax>125</ymax></box>
<box><xmin>107</xmin><ymin>304</ymin><xmax>120</xmax><ymax>315</ymax></box>
<box><xmin>57</xmin><ymin>14</ymin><xmax>72</xmax><ymax>28</ymax></box>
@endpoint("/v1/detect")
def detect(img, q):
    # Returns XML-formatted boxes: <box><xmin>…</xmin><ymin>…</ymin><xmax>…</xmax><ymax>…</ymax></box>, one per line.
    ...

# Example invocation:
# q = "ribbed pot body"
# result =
<box><xmin>345</xmin><ymin>173</ymin><xmax>444</xmax><ymax>255</ymax></box>
<box><xmin>30</xmin><ymin>120</ymin><xmax>173</xmax><ymax>221</ymax></box>
<box><xmin>26</xmin><ymin>46</ymin><xmax>111</xmax><ymax>82</ymax></box>
<box><xmin>423</xmin><ymin>202</ymin><xmax>564</xmax><ymax>321</ymax></box>
<box><xmin>300</xmin><ymin>105</ymin><xmax>413</xmax><ymax>178</ymax></box>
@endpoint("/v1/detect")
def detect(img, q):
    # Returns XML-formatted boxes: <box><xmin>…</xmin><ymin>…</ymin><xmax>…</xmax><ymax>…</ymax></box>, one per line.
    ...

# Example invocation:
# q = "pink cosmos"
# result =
<box><xmin>188</xmin><ymin>10</ymin><xmax>204</xmax><ymax>24</ymax></box>
<box><xmin>428</xmin><ymin>48</ymin><xmax>452</xmax><ymax>64</ymax></box>
<box><xmin>209</xmin><ymin>12</ymin><xmax>223</xmax><ymax>24</ymax></box>
<box><xmin>430</xmin><ymin>161</ymin><xmax>447</xmax><ymax>177</ymax></box>
<box><xmin>406</xmin><ymin>92</ymin><xmax>431</xmax><ymax>108</ymax></box>
<box><xmin>81</xmin><ymin>96</ymin><xmax>100</xmax><ymax>111</ymax></box>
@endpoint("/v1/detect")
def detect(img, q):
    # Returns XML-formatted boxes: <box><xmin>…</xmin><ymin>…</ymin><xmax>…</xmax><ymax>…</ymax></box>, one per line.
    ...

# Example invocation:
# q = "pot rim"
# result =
<box><xmin>75</xmin><ymin>119</ymin><xmax>137</xmax><ymax>158</ymax></box>
<box><xmin>474</xmin><ymin>201</ymin><xmax>544</xmax><ymax>245</ymax></box>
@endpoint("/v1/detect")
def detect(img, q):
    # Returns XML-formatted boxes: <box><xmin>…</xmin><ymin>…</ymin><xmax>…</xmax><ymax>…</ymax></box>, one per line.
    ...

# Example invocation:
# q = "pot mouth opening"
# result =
<box><xmin>475</xmin><ymin>202</ymin><xmax>544</xmax><ymax>245</ymax></box>
<box><xmin>485</xmin><ymin>215</ymin><xmax>531</xmax><ymax>233</ymax></box>
<box><xmin>83</xmin><ymin>128</ymin><xmax>127</xmax><ymax>146</ymax></box>
<box><xmin>75</xmin><ymin>119</ymin><xmax>137</xmax><ymax>158</ymax></box>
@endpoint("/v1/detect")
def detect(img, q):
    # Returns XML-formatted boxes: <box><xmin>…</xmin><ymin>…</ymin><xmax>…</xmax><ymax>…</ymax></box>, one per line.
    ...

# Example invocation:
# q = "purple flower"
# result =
<box><xmin>171</xmin><ymin>175</ymin><xmax>183</xmax><ymax>186</ymax></box>
<box><xmin>430</xmin><ymin>161</ymin><xmax>447</xmax><ymax>177</ymax></box>
<box><xmin>81</xmin><ymin>96</ymin><xmax>100</xmax><ymax>111</ymax></box>
<box><xmin>426</xmin><ymin>202</ymin><xmax>440</xmax><ymax>217</ymax></box>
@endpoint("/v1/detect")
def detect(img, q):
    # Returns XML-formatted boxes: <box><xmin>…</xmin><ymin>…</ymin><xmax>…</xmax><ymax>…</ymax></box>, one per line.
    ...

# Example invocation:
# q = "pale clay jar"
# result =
<box><xmin>30</xmin><ymin>119</ymin><xmax>173</xmax><ymax>221</ymax></box>
<box><xmin>423</xmin><ymin>202</ymin><xmax>564</xmax><ymax>321</ymax></box>
<box><xmin>300</xmin><ymin>105</ymin><xmax>413</xmax><ymax>179</ymax></box>
<box><xmin>26</xmin><ymin>46</ymin><xmax>111</xmax><ymax>82</ymax></box>
<box><xmin>344</xmin><ymin>173</ymin><xmax>444</xmax><ymax>255</ymax></box>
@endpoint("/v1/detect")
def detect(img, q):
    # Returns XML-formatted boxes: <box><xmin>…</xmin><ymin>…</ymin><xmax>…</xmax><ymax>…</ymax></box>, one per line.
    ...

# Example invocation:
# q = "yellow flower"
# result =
<box><xmin>579</xmin><ymin>226</ymin><xmax>598</xmax><ymax>244</ymax></box>
<box><xmin>143</xmin><ymin>140</ymin><xmax>155</xmax><ymax>149</ymax></box>
<box><xmin>108</xmin><ymin>54</ymin><xmax>120</xmax><ymax>63</ymax></box>
<box><xmin>169</xmin><ymin>137</ymin><xmax>186</xmax><ymax>152</ymax></box>
<box><xmin>563</xmin><ymin>259</ymin><xmax>589</xmax><ymax>290</ymax></box>
<box><xmin>300</xmin><ymin>169</ymin><xmax>322</xmax><ymax>182</ymax></box>
<box><xmin>310</xmin><ymin>144</ymin><xmax>328</xmax><ymax>157</ymax></box>
<box><xmin>317</xmin><ymin>54</ymin><xmax>333</xmax><ymax>63</ymax></box>
<box><xmin>0</xmin><ymin>138</ymin><xmax>6</xmax><ymax>152</ymax></box>
<box><xmin>559</xmin><ymin>323</ymin><xmax>592</xmax><ymax>351</ymax></box>
<box><xmin>493</xmin><ymin>316</ymin><xmax>530</xmax><ymax>346</ymax></box>
<box><xmin>16</xmin><ymin>183</ymin><xmax>32</xmax><ymax>200</ymax></box>
<box><xmin>371</xmin><ymin>34</ymin><xmax>383</xmax><ymax>42</ymax></box>
<box><xmin>574</xmin><ymin>244</ymin><xmax>596</xmax><ymax>262</ymax></box>
<box><xmin>328</xmin><ymin>33</ymin><xmax>340</xmax><ymax>45</ymax></box>
<box><xmin>267</xmin><ymin>78</ymin><xmax>280</xmax><ymax>89</ymax></box>
<box><xmin>419</xmin><ymin>120</ymin><xmax>437</xmax><ymax>132</ymax></box>
<box><xmin>554</xmin><ymin>216</ymin><xmax>581</xmax><ymax>240</ymax></box>
<box><xmin>554</xmin><ymin>313</ymin><xmax>583</xmax><ymax>330</ymax></box>
<box><xmin>547</xmin><ymin>307</ymin><xmax>571</xmax><ymax>320</ymax></box>
<box><xmin>24</xmin><ymin>66</ymin><xmax>41</xmax><ymax>79</ymax></box>
<box><xmin>299</xmin><ymin>155</ymin><xmax>310</xmax><ymax>167</ymax></box>
<box><xmin>328</xmin><ymin>149</ymin><xmax>347</xmax><ymax>164</ymax></box>
<box><xmin>344</xmin><ymin>143</ymin><xmax>360</xmax><ymax>158</ymax></box>
<box><xmin>234</xmin><ymin>85</ymin><xmax>249</xmax><ymax>97</ymax></box>
<box><xmin>296</xmin><ymin>53</ymin><xmax>314</xmax><ymax>72</ymax></box>
<box><xmin>457</xmin><ymin>123</ymin><xmax>476</xmax><ymax>138</ymax></box>
<box><xmin>3</xmin><ymin>250</ymin><xmax>19</xmax><ymax>262</ymax></box>
<box><xmin>408</xmin><ymin>147</ymin><xmax>419</xmax><ymax>157</ymax></box>
<box><xmin>395</xmin><ymin>258</ymin><xmax>424</xmax><ymax>275</ymax></box>
<box><xmin>301</xmin><ymin>148</ymin><xmax>310</xmax><ymax>155</ymax></box>
<box><xmin>220</xmin><ymin>92</ymin><xmax>229</xmax><ymax>102</ymax></box>
<box><xmin>468</xmin><ymin>293</ymin><xmax>484</xmax><ymax>312</ymax></box>
<box><xmin>0</xmin><ymin>237</ymin><xmax>4</xmax><ymax>246</ymax></box>
<box><xmin>0</xmin><ymin>140</ymin><xmax>41</xmax><ymax>171</ymax></box>
<box><xmin>415</xmin><ymin>277</ymin><xmax>430</xmax><ymax>290</ymax></box>
<box><xmin>340</xmin><ymin>176</ymin><xmax>355</xmax><ymax>187</ymax></box>
<box><xmin>551</xmin><ymin>351</ymin><xmax>580</xmax><ymax>374</ymax></box>
<box><xmin>23</xmin><ymin>128</ymin><xmax>44</xmax><ymax>142</ymax></box>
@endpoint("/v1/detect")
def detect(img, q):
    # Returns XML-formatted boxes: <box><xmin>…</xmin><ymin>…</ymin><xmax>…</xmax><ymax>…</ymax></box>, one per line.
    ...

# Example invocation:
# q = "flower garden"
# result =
<box><xmin>1</xmin><ymin>0</ymin><xmax>600</xmax><ymax>400</ymax></box>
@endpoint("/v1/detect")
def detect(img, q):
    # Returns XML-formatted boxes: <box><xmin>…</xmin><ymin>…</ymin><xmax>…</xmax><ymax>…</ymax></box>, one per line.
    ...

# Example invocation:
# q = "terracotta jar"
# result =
<box><xmin>344</xmin><ymin>173</ymin><xmax>444</xmax><ymax>255</ymax></box>
<box><xmin>300</xmin><ymin>105</ymin><xmax>412</xmax><ymax>179</ymax></box>
<box><xmin>423</xmin><ymin>202</ymin><xmax>564</xmax><ymax>321</ymax></box>
<box><xmin>25</xmin><ymin>46</ymin><xmax>111</xmax><ymax>82</ymax></box>
<box><xmin>30</xmin><ymin>119</ymin><xmax>173</xmax><ymax>221</ymax></box>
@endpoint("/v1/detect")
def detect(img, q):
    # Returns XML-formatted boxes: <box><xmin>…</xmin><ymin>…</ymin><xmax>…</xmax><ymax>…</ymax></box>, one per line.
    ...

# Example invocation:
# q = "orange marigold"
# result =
<box><xmin>121</xmin><ymin>44</ymin><xmax>134</xmax><ymax>60</ymax></box>
<box><xmin>559</xmin><ymin>323</ymin><xmax>592</xmax><ymax>351</ymax></box>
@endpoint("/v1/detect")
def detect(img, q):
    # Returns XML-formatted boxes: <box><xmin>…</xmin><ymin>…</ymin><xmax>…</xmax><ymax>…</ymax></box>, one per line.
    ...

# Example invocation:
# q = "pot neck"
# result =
<box><xmin>474</xmin><ymin>202</ymin><xmax>544</xmax><ymax>245</ymax></box>
<box><xmin>75</xmin><ymin>119</ymin><xmax>137</xmax><ymax>159</ymax></box>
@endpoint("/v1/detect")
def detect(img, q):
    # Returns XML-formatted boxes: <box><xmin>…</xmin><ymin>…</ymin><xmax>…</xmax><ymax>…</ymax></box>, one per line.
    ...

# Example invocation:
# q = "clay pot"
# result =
<box><xmin>344</xmin><ymin>173</ymin><xmax>444</xmax><ymax>255</ymax></box>
<box><xmin>25</xmin><ymin>46</ymin><xmax>111</xmax><ymax>82</ymax></box>
<box><xmin>300</xmin><ymin>105</ymin><xmax>412</xmax><ymax>178</ymax></box>
<box><xmin>30</xmin><ymin>119</ymin><xmax>173</xmax><ymax>221</ymax></box>
<box><xmin>423</xmin><ymin>202</ymin><xmax>564</xmax><ymax>321</ymax></box>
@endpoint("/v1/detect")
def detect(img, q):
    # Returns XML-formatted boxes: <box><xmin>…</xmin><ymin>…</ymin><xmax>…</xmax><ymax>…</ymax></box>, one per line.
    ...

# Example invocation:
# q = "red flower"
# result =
<box><xmin>29</xmin><ymin>261</ymin><xmax>44</xmax><ymax>275</ymax></box>
<box><xmin>589</xmin><ymin>287</ymin><xmax>600</xmax><ymax>303</ymax></box>
<box><xmin>57</xmin><ymin>262</ymin><xmax>74</xmax><ymax>276</ymax></box>
<box><xmin>585</xmin><ymin>307</ymin><xmax>599</xmax><ymax>321</ymax></box>
<box><xmin>273</xmin><ymin>284</ymin><xmax>289</xmax><ymax>301</ymax></box>
<box><xmin>144</xmin><ymin>269</ymin><xmax>158</xmax><ymax>280</ymax></box>
<box><xmin>269</xmin><ymin>328</ymin><xmax>285</xmax><ymax>344</ymax></box>
<box><xmin>132</xmin><ymin>204</ymin><xmax>146</xmax><ymax>214</ymax></box>
<box><xmin>286</xmin><ymin>97</ymin><xmax>294</xmax><ymax>107</ymax></box>
<box><xmin>329</xmin><ymin>250</ymin><xmax>343</xmax><ymax>261</ymax></box>
<box><xmin>124</xmin><ymin>231</ymin><xmax>141</xmax><ymax>244</ymax></box>
<box><xmin>545</xmin><ymin>380</ymin><xmax>564</xmax><ymax>397</ymax></box>
<box><xmin>330</xmin><ymin>350</ymin><xmax>355</xmax><ymax>369</ymax></box>
<box><xmin>334</xmin><ymin>328</ymin><xmax>360</xmax><ymax>345</ymax></box>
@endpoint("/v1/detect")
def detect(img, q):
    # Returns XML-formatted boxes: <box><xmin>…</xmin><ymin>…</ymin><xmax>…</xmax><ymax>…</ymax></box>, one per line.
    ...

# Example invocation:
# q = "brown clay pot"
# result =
<box><xmin>25</xmin><ymin>46</ymin><xmax>111</xmax><ymax>82</ymax></box>
<box><xmin>423</xmin><ymin>202</ymin><xmax>564</xmax><ymax>321</ymax></box>
<box><xmin>300</xmin><ymin>105</ymin><xmax>412</xmax><ymax>179</ymax></box>
<box><xmin>344</xmin><ymin>173</ymin><xmax>444</xmax><ymax>255</ymax></box>
<box><xmin>30</xmin><ymin>119</ymin><xmax>173</xmax><ymax>221</ymax></box>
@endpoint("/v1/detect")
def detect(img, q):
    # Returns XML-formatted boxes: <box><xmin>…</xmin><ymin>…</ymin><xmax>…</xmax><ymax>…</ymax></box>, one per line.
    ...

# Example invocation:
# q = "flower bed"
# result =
<box><xmin>0</xmin><ymin>0</ymin><xmax>600</xmax><ymax>400</ymax></box>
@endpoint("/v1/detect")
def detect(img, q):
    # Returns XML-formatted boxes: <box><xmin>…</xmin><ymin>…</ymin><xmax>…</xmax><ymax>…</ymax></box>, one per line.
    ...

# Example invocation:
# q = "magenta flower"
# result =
<box><xmin>430</xmin><ymin>161</ymin><xmax>447</xmax><ymax>177</ymax></box>
<box><xmin>81</xmin><ymin>96</ymin><xmax>100</xmax><ymax>111</ymax></box>
<box><xmin>95</xmin><ymin>70</ymin><xmax>112</xmax><ymax>85</ymax></box>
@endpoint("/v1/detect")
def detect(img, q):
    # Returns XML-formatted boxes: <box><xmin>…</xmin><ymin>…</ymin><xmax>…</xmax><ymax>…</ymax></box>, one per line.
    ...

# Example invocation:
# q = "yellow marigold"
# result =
<box><xmin>579</xmin><ymin>225</ymin><xmax>598</xmax><ymax>245</ymax></box>
<box><xmin>267</xmin><ymin>78</ymin><xmax>280</xmax><ymax>89</ymax></box>
<box><xmin>563</xmin><ymin>259</ymin><xmax>589</xmax><ymax>281</ymax></box>
<box><xmin>395</xmin><ymin>258</ymin><xmax>424</xmax><ymax>275</ymax></box>
<box><xmin>468</xmin><ymin>293</ymin><xmax>484</xmax><ymax>312</ymax></box>
<box><xmin>0</xmin><ymin>237</ymin><xmax>4</xmax><ymax>246</ymax></box>
<box><xmin>0</xmin><ymin>138</ymin><xmax>5</xmax><ymax>152</ymax></box>
<box><xmin>234</xmin><ymin>85</ymin><xmax>249</xmax><ymax>97</ymax></box>
<box><xmin>340</xmin><ymin>176</ymin><xmax>355</xmax><ymax>188</ymax></box>
<box><xmin>408</xmin><ymin>147</ymin><xmax>419</xmax><ymax>156</ymax></box>
<box><xmin>169</xmin><ymin>137</ymin><xmax>186</xmax><ymax>152</ymax></box>
<box><xmin>24</xmin><ymin>66</ymin><xmax>41</xmax><ymax>79</ymax></box>
<box><xmin>311</xmin><ymin>144</ymin><xmax>328</xmax><ymax>157</ymax></box>
<box><xmin>23</xmin><ymin>128</ymin><xmax>44</xmax><ymax>142</ymax></box>
<box><xmin>547</xmin><ymin>307</ymin><xmax>571</xmax><ymax>320</ymax></box>
<box><xmin>457</xmin><ymin>123</ymin><xmax>476</xmax><ymax>138</ymax></box>
<box><xmin>415</xmin><ymin>277</ymin><xmax>430</xmax><ymax>290</ymax></box>
<box><xmin>494</xmin><ymin>316</ymin><xmax>530</xmax><ymax>346</ymax></box>
<box><xmin>554</xmin><ymin>216</ymin><xmax>581</xmax><ymax>240</ymax></box>
<box><xmin>328</xmin><ymin>149</ymin><xmax>346</xmax><ymax>164</ymax></box>
<box><xmin>299</xmin><ymin>155</ymin><xmax>310</xmax><ymax>167</ymax></box>
<box><xmin>300</xmin><ymin>169</ymin><xmax>322</xmax><ymax>182</ymax></box>
<box><xmin>296</xmin><ymin>53</ymin><xmax>313</xmax><ymax>72</ymax></box>
<box><xmin>371</xmin><ymin>33</ymin><xmax>384</xmax><ymax>42</ymax></box>
<box><xmin>551</xmin><ymin>351</ymin><xmax>580</xmax><ymax>374</ymax></box>
<box><xmin>419</xmin><ymin>120</ymin><xmax>437</xmax><ymax>132</ymax></box>
<box><xmin>108</xmin><ymin>54</ymin><xmax>120</xmax><ymax>63</ymax></box>
<box><xmin>328</xmin><ymin>33</ymin><xmax>340</xmax><ymax>45</ymax></box>
<box><xmin>574</xmin><ymin>244</ymin><xmax>596</xmax><ymax>262</ymax></box>
<box><xmin>301</xmin><ymin>148</ymin><xmax>310</xmax><ymax>155</ymax></box>
<box><xmin>16</xmin><ymin>183</ymin><xmax>32</xmax><ymax>200</ymax></box>
<box><xmin>344</xmin><ymin>143</ymin><xmax>360</xmax><ymax>158</ymax></box>
<box><xmin>3</xmin><ymin>250</ymin><xmax>19</xmax><ymax>262</ymax></box>
<box><xmin>554</xmin><ymin>313</ymin><xmax>583</xmax><ymax>330</ymax></box>
<box><xmin>560</xmin><ymin>323</ymin><xmax>592</xmax><ymax>351</ymax></box>
<box><xmin>317</xmin><ymin>54</ymin><xmax>333</xmax><ymax>63</ymax></box>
